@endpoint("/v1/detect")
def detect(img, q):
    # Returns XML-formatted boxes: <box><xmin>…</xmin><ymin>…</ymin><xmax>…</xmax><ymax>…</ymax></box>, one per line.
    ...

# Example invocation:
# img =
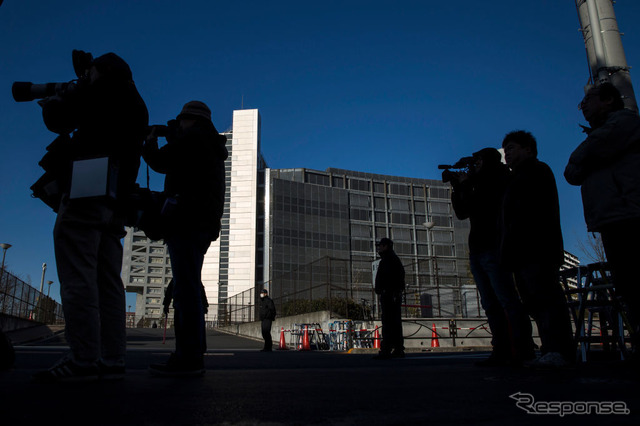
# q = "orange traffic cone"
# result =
<box><xmin>431</xmin><ymin>323</ymin><xmax>440</xmax><ymax>348</ymax></box>
<box><xmin>301</xmin><ymin>325</ymin><xmax>311</xmax><ymax>351</ymax></box>
<box><xmin>278</xmin><ymin>327</ymin><xmax>288</xmax><ymax>350</ymax></box>
<box><xmin>373</xmin><ymin>326</ymin><xmax>381</xmax><ymax>349</ymax></box>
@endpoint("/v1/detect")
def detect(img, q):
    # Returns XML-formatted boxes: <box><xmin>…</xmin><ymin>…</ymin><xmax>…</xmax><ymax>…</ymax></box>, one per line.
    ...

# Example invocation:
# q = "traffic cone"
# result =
<box><xmin>373</xmin><ymin>326</ymin><xmax>381</xmax><ymax>349</ymax></box>
<box><xmin>431</xmin><ymin>323</ymin><xmax>440</xmax><ymax>348</ymax></box>
<box><xmin>301</xmin><ymin>325</ymin><xmax>311</xmax><ymax>351</ymax></box>
<box><xmin>278</xmin><ymin>327</ymin><xmax>288</xmax><ymax>350</ymax></box>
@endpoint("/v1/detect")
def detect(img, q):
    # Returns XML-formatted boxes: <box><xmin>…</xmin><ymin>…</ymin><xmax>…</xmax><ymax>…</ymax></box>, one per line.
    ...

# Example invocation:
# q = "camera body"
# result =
<box><xmin>148</xmin><ymin>120</ymin><xmax>179</xmax><ymax>139</ymax></box>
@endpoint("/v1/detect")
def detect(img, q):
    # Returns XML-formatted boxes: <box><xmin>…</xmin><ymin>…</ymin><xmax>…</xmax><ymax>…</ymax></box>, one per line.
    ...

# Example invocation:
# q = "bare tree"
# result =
<box><xmin>576</xmin><ymin>232</ymin><xmax>607</xmax><ymax>264</ymax></box>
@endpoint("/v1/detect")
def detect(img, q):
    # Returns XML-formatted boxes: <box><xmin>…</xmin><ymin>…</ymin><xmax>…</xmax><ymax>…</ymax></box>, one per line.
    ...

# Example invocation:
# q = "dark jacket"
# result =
<box><xmin>41</xmin><ymin>57</ymin><xmax>148</xmax><ymax>204</ymax></box>
<box><xmin>451</xmin><ymin>164</ymin><xmax>510</xmax><ymax>254</ymax></box>
<box><xmin>564</xmin><ymin>109</ymin><xmax>640</xmax><ymax>232</ymax></box>
<box><xmin>143</xmin><ymin>122</ymin><xmax>228</xmax><ymax>239</ymax></box>
<box><xmin>374</xmin><ymin>249</ymin><xmax>405</xmax><ymax>295</ymax></box>
<box><xmin>501</xmin><ymin>158</ymin><xmax>564</xmax><ymax>269</ymax></box>
<box><xmin>259</xmin><ymin>296</ymin><xmax>276</xmax><ymax>321</ymax></box>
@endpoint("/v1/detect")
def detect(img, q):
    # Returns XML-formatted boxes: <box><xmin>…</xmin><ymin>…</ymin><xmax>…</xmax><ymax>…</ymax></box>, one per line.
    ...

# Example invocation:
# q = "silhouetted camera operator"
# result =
<box><xmin>446</xmin><ymin>149</ymin><xmax>535</xmax><ymax>367</ymax></box>
<box><xmin>16</xmin><ymin>50</ymin><xmax>149</xmax><ymax>382</ymax></box>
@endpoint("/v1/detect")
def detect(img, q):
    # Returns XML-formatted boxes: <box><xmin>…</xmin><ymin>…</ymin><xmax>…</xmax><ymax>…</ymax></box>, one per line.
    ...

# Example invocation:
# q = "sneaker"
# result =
<box><xmin>98</xmin><ymin>361</ymin><xmax>125</xmax><ymax>381</ymax></box>
<box><xmin>149</xmin><ymin>354</ymin><xmax>205</xmax><ymax>377</ymax></box>
<box><xmin>32</xmin><ymin>356</ymin><xmax>99</xmax><ymax>383</ymax></box>
<box><xmin>524</xmin><ymin>352</ymin><xmax>569</xmax><ymax>369</ymax></box>
<box><xmin>475</xmin><ymin>352</ymin><xmax>510</xmax><ymax>367</ymax></box>
<box><xmin>391</xmin><ymin>350</ymin><xmax>405</xmax><ymax>359</ymax></box>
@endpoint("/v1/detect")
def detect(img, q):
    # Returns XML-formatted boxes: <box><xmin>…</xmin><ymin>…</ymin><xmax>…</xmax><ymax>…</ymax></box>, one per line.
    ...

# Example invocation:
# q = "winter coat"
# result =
<box><xmin>451</xmin><ymin>164</ymin><xmax>510</xmax><ymax>254</ymax></box>
<box><xmin>40</xmin><ymin>61</ymin><xmax>149</xmax><ymax>204</ymax></box>
<box><xmin>259</xmin><ymin>296</ymin><xmax>276</xmax><ymax>321</ymax></box>
<box><xmin>500</xmin><ymin>158</ymin><xmax>564</xmax><ymax>269</ymax></box>
<box><xmin>143</xmin><ymin>122</ymin><xmax>228</xmax><ymax>239</ymax></box>
<box><xmin>374</xmin><ymin>249</ymin><xmax>405</xmax><ymax>295</ymax></box>
<box><xmin>564</xmin><ymin>109</ymin><xmax>640</xmax><ymax>232</ymax></box>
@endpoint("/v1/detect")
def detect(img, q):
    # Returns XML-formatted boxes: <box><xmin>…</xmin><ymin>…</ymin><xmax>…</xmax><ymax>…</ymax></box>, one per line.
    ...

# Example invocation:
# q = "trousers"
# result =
<box><xmin>166</xmin><ymin>229</ymin><xmax>212</xmax><ymax>361</ymax></box>
<box><xmin>54</xmin><ymin>196</ymin><xmax>126</xmax><ymax>366</ymax></box>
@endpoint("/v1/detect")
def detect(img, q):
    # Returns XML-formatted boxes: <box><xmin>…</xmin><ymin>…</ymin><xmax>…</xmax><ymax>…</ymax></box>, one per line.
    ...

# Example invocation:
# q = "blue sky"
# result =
<box><xmin>1</xmin><ymin>1</ymin><xmax>639</xmax><ymax>305</ymax></box>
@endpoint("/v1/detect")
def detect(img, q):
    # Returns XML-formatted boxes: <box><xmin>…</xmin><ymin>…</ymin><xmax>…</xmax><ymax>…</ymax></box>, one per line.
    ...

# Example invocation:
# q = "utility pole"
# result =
<box><xmin>576</xmin><ymin>0</ymin><xmax>638</xmax><ymax>112</ymax></box>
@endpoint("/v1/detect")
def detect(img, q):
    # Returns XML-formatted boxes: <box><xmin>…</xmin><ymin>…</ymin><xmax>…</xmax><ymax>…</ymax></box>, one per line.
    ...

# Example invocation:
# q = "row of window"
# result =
<box><xmin>304</xmin><ymin>172</ymin><xmax>450</xmax><ymax>199</ymax></box>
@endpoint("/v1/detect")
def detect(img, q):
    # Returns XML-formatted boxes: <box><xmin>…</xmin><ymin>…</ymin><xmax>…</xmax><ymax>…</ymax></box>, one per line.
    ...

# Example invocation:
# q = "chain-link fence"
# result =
<box><xmin>0</xmin><ymin>269</ymin><xmax>64</xmax><ymax>325</ymax></box>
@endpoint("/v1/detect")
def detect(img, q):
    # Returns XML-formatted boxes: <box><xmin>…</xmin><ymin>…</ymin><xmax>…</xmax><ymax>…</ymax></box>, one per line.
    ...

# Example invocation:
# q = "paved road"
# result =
<box><xmin>1</xmin><ymin>329</ymin><xmax>638</xmax><ymax>425</ymax></box>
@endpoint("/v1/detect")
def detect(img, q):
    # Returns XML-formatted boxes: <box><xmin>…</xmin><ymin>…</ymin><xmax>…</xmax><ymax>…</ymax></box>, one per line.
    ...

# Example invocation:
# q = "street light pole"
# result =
<box><xmin>423</xmin><ymin>222</ymin><xmax>442</xmax><ymax>317</ymax></box>
<box><xmin>1</xmin><ymin>243</ymin><xmax>12</xmax><ymax>294</ymax></box>
<box><xmin>39</xmin><ymin>263</ymin><xmax>47</xmax><ymax>294</ymax></box>
<box><xmin>47</xmin><ymin>280</ymin><xmax>53</xmax><ymax>297</ymax></box>
<box><xmin>1</xmin><ymin>243</ymin><xmax>12</xmax><ymax>276</ymax></box>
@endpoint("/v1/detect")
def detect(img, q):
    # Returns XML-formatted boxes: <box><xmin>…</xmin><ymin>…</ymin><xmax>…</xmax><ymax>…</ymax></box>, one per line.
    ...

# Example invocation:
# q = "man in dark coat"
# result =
<box><xmin>374</xmin><ymin>238</ymin><xmax>405</xmax><ymax>359</ymax></box>
<box><xmin>34</xmin><ymin>51</ymin><xmax>148</xmax><ymax>383</ymax></box>
<box><xmin>565</xmin><ymin>82</ymin><xmax>640</xmax><ymax>357</ymax></box>
<box><xmin>259</xmin><ymin>289</ymin><xmax>276</xmax><ymax>351</ymax></box>
<box><xmin>145</xmin><ymin>101</ymin><xmax>228</xmax><ymax>376</ymax></box>
<box><xmin>501</xmin><ymin>130</ymin><xmax>574</xmax><ymax>368</ymax></box>
<box><xmin>451</xmin><ymin>148</ymin><xmax>534</xmax><ymax>366</ymax></box>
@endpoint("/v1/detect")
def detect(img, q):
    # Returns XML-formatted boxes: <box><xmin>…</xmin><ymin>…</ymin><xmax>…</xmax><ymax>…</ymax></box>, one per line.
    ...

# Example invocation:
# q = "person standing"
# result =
<box><xmin>450</xmin><ymin>148</ymin><xmax>534</xmax><ymax>366</ymax></box>
<box><xmin>373</xmin><ymin>238</ymin><xmax>405</xmax><ymax>359</ymax></box>
<box><xmin>501</xmin><ymin>130</ymin><xmax>575</xmax><ymax>368</ymax></box>
<box><xmin>259</xmin><ymin>289</ymin><xmax>277</xmax><ymax>352</ymax></box>
<box><xmin>144</xmin><ymin>101</ymin><xmax>228</xmax><ymax>376</ymax></box>
<box><xmin>565</xmin><ymin>83</ymin><xmax>640</xmax><ymax>359</ymax></box>
<box><xmin>33</xmin><ymin>51</ymin><xmax>148</xmax><ymax>382</ymax></box>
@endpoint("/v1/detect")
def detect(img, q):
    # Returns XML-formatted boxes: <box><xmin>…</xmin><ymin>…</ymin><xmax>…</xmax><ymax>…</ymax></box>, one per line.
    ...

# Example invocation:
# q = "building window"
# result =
<box><xmin>306</xmin><ymin>172</ymin><xmax>330</xmax><ymax>186</ymax></box>
<box><xmin>388</xmin><ymin>183</ymin><xmax>410</xmax><ymax>196</ymax></box>
<box><xmin>429</xmin><ymin>187</ymin><xmax>450</xmax><ymax>199</ymax></box>
<box><xmin>374</xmin><ymin>212</ymin><xmax>386</xmax><ymax>222</ymax></box>
<box><xmin>349</xmin><ymin>193</ymin><xmax>371</xmax><ymax>208</ymax></box>
<box><xmin>388</xmin><ymin>198</ymin><xmax>411</xmax><ymax>212</ymax></box>
<box><xmin>350</xmin><ymin>224</ymin><xmax>372</xmax><ymax>238</ymax></box>
<box><xmin>391</xmin><ymin>227</ymin><xmax>412</xmax><ymax>241</ymax></box>
<box><xmin>350</xmin><ymin>179</ymin><xmax>370</xmax><ymax>192</ymax></box>
<box><xmin>350</xmin><ymin>208</ymin><xmax>371</xmax><ymax>221</ymax></box>
<box><xmin>390</xmin><ymin>212</ymin><xmax>412</xmax><ymax>224</ymax></box>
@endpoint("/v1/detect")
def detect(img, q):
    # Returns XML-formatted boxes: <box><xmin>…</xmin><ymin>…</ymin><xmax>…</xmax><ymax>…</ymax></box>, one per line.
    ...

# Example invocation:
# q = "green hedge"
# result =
<box><xmin>281</xmin><ymin>297</ymin><xmax>371</xmax><ymax>320</ymax></box>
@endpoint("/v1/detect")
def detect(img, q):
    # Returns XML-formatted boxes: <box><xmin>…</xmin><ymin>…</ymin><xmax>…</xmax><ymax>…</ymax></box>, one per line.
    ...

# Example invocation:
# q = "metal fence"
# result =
<box><xmin>0</xmin><ymin>269</ymin><xmax>64</xmax><ymax>325</ymax></box>
<box><xmin>214</xmin><ymin>256</ymin><xmax>482</xmax><ymax>326</ymax></box>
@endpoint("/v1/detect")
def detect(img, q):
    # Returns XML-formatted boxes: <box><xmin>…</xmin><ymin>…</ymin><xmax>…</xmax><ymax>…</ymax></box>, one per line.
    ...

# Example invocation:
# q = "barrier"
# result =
<box><xmin>431</xmin><ymin>323</ymin><xmax>440</xmax><ymax>348</ymax></box>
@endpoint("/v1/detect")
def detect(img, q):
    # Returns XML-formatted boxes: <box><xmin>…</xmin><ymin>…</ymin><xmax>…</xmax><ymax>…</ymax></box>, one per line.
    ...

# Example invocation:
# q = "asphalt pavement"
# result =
<box><xmin>1</xmin><ymin>328</ymin><xmax>638</xmax><ymax>425</ymax></box>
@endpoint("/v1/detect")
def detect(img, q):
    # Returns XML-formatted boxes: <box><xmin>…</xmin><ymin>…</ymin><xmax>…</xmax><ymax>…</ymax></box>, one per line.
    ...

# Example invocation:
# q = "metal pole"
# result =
<box><xmin>39</xmin><ymin>263</ymin><xmax>46</xmax><ymax>294</ymax></box>
<box><xmin>577</xmin><ymin>0</ymin><xmax>638</xmax><ymax>111</ymax></box>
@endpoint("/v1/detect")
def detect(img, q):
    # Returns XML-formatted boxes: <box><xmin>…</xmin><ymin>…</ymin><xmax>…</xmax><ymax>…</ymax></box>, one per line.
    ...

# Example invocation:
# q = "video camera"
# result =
<box><xmin>11</xmin><ymin>50</ymin><xmax>94</xmax><ymax>103</ymax></box>
<box><xmin>438</xmin><ymin>156</ymin><xmax>475</xmax><ymax>183</ymax></box>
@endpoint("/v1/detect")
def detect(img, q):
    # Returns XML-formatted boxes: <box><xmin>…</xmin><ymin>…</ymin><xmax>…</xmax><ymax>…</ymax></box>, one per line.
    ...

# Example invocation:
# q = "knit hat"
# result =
<box><xmin>91</xmin><ymin>53</ymin><xmax>133</xmax><ymax>81</ymax></box>
<box><xmin>177</xmin><ymin>100</ymin><xmax>211</xmax><ymax>122</ymax></box>
<box><xmin>376</xmin><ymin>238</ymin><xmax>393</xmax><ymax>247</ymax></box>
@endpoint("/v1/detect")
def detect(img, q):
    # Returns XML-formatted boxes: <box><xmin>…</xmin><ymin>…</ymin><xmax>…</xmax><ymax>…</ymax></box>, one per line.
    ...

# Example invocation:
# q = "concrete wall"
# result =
<box><xmin>219</xmin><ymin>312</ymin><xmax>537</xmax><ymax>350</ymax></box>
